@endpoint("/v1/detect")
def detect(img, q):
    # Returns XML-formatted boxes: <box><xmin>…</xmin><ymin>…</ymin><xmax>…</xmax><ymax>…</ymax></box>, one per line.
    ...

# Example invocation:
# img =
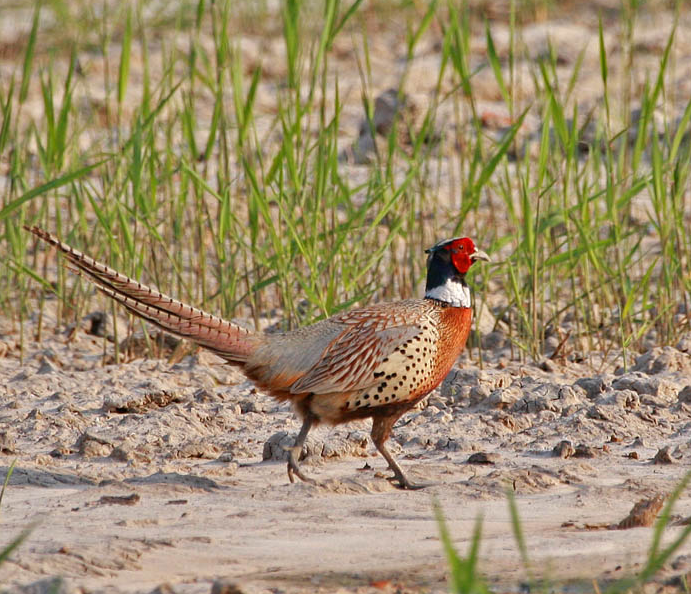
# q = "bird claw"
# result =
<box><xmin>287</xmin><ymin>460</ymin><xmax>318</xmax><ymax>486</ymax></box>
<box><xmin>388</xmin><ymin>473</ymin><xmax>434</xmax><ymax>490</ymax></box>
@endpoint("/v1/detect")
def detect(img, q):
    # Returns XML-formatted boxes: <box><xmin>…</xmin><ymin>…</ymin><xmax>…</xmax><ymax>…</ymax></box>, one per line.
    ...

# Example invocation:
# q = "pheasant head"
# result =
<box><xmin>424</xmin><ymin>237</ymin><xmax>490</xmax><ymax>307</ymax></box>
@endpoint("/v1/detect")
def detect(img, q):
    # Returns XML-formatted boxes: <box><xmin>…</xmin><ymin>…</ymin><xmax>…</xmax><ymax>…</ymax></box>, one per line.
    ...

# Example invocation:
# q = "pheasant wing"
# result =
<box><xmin>289</xmin><ymin>307</ymin><xmax>423</xmax><ymax>395</ymax></box>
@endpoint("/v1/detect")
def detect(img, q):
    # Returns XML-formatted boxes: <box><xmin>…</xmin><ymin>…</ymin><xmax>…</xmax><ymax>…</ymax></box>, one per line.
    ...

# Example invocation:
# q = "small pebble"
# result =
<box><xmin>553</xmin><ymin>440</ymin><xmax>575</xmax><ymax>459</ymax></box>
<box><xmin>467</xmin><ymin>452</ymin><xmax>500</xmax><ymax>464</ymax></box>
<box><xmin>653</xmin><ymin>446</ymin><xmax>674</xmax><ymax>464</ymax></box>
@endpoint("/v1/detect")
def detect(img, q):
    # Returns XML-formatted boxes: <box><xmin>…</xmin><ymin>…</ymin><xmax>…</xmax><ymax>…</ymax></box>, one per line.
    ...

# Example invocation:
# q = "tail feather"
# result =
<box><xmin>27</xmin><ymin>226</ymin><xmax>259</xmax><ymax>363</ymax></box>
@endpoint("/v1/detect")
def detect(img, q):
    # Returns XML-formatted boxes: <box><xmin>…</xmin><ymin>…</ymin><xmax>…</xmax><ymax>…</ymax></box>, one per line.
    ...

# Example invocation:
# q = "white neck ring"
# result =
<box><xmin>425</xmin><ymin>278</ymin><xmax>471</xmax><ymax>308</ymax></box>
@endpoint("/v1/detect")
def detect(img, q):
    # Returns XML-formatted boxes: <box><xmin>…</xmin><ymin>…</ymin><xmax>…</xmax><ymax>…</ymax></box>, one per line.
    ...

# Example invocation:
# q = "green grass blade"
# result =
<box><xmin>506</xmin><ymin>487</ymin><xmax>533</xmax><ymax>583</ymax></box>
<box><xmin>19</xmin><ymin>3</ymin><xmax>40</xmax><ymax>104</ymax></box>
<box><xmin>55</xmin><ymin>48</ymin><xmax>76</xmax><ymax>168</ymax></box>
<box><xmin>485</xmin><ymin>21</ymin><xmax>509</xmax><ymax>106</ymax></box>
<box><xmin>468</xmin><ymin>107</ymin><xmax>528</xmax><ymax>207</ymax></box>
<box><xmin>118</xmin><ymin>7</ymin><xmax>133</xmax><ymax>107</ymax></box>
<box><xmin>407</xmin><ymin>0</ymin><xmax>438</xmax><ymax>58</ymax></box>
<box><xmin>330</xmin><ymin>0</ymin><xmax>365</xmax><ymax>43</ymax></box>
<box><xmin>434</xmin><ymin>501</ymin><xmax>489</xmax><ymax>594</ymax></box>
<box><xmin>0</xmin><ymin>529</ymin><xmax>33</xmax><ymax>567</ymax></box>
<box><xmin>598</xmin><ymin>14</ymin><xmax>609</xmax><ymax>122</ymax></box>
<box><xmin>0</xmin><ymin>159</ymin><xmax>107</xmax><ymax>221</ymax></box>
<box><xmin>670</xmin><ymin>96</ymin><xmax>691</xmax><ymax>163</ymax></box>
<box><xmin>0</xmin><ymin>75</ymin><xmax>15</xmax><ymax>154</ymax></box>
<box><xmin>0</xmin><ymin>459</ymin><xmax>16</xmax><ymax>512</ymax></box>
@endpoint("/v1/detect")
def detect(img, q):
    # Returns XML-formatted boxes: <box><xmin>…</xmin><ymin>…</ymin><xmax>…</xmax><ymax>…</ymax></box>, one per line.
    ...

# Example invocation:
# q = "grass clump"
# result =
<box><xmin>436</xmin><ymin>473</ymin><xmax>691</xmax><ymax>593</ymax></box>
<box><xmin>435</xmin><ymin>503</ymin><xmax>489</xmax><ymax>594</ymax></box>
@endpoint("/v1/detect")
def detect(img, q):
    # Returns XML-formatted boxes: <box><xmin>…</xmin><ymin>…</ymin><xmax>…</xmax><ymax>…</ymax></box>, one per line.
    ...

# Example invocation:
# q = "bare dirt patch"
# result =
<box><xmin>2</xmin><ymin>316</ymin><xmax>691</xmax><ymax>593</ymax></box>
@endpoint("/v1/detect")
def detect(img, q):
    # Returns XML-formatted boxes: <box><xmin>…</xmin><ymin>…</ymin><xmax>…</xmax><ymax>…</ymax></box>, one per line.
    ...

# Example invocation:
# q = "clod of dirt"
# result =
<box><xmin>98</xmin><ymin>493</ymin><xmax>141</xmax><ymax>506</ymax></box>
<box><xmin>322</xmin><ymin>431</ymin><xmax>369</xmax><ymax>458</ymax></box>
<box><xmin>173</xmin><ymin>441</ymin><xmax>220</xmax><ymax>460</ymax></box>
<box><xmin>439</xmin><ymin>367</ymin><xmax>512</xmax><ymax>403</ymax></box>
<box><xmin>491</xmin><ymin>411</ymin><xmax>532</xmax><ymax>432</ymax></box>
<box><xmin>486</xmin><ymin>466</ymin><xmax>561</xmax><ymax>494</ymax></box>
<box><xmin>482</xmin><ymin>330</ymin><xmax>507</xmax><ymax>350</ymax></box>
<box><xmin>677</xmin><ymin>334</ymin><xmax>691</xmax><ymax>353</ymax></box>
<box><xmin>262</xmin><ymin>431</ymin><xmax>313</xmax><ymax>462</ymax></box>
<box><xmin>25</xmin><ymin>408</ymin><xmax>43</xmax><ymax>420</ymax></box>
<box><xmin>678</xmin><ymin>385</ymin><xmax>691</xmax><ymax>403</ymax></box>
<box><xmin>103</xmin><ymin>387</ymin><xmax>186</xmax><ymax>413</ymax></box>
<box><xmin>434</xmin><ymin>437</ymin><xmax>469</xmax><ymax>451</ymax></box>
<box><xmin>663</xmin><ymin>572</ymin><xmax>691</xmax><ymax>591</ymax></box>
<box><xmin>210</xmin><ymin>580</ymin><xmax>246</xmax><ymax>594</ymax></box>
<box><xmin>630</xmin><ymin>346</ymin><xmax>691</xmax><ymax>375</ymax></box>
<box><xmin>370</xmin><ymin>89</ymin><xmax>411</xmax><ymax>136</ymax></box>
<box><xmin>49</xmin><ymin>446</ymin><xmax>71</xmax><ymax>458</ymax></box>
<box><xmin>75</xmin><ymin>432</ymin><xmax>113</xmax><ymax>458</ymax></box>
<box><xmin>488</xmin><ymin>386</ymin><xmax>521</xmax><ymax>409</ymax></box>
<box><xmin>262</xmin><ymin>430</ymin><xmax>368</xmax><ymax>462</ymax></box>
<box><xmin>238</xmin><ymin>398</ymin><xmax>270</xmax><ymax>413</ymax></box>
<box><xmin>194</xmin><ymin>388</ymin><xmax>221</xmax><ymax>403</ymax></box>
<box><xmin>587</xmin><ymin>406</ymin><xmax>614</xmax><ymax>422</ymax></box>
<box><xmin>653</xmin><ymin>446</ymin><xmax>675</xmax><ymax>464</ymax></box>
<box><xmin>574</xmin><ymin>444</ymin><xmax>598</xmax><ymax>458</ymax></box>
<box><xmin>612</xmin><ymin>372</ymin><xmax>678</xmax><ymax>401</ymax></box>
<box><xmin>553</xmin><ymin>440</ymin><xmax>575</xmax><ymax>459</ymax></box>
<box><xmin>124</xmin><ymin>471</ymin><xmax>221</xmax><ymax>491</ymax></box>
<box><xmin>617</xmin><ymin>494</ymin><xmax>666</xmax><ymax>529</ymax></box>
<box><xmin>511</xmin><ymin>381</ymin><xmax>583</xmax><ymax>415</ymax></box>
<box><xmin>110</xmin><ymin>440</ymin><xmax>134</xmax><ymax>462</ymax></box>
<box><xmin>539</xmin><ymin>358</ymin><xmax>557</xmax><ymax>372</ymax></box>
<box><xmin>36</xmin><ymin>357</ymin><xmax>59</xmax><ymax>374</ymax></box>
<box><xmin>467</xmin><ymin>452</ymin><xmax>500</xmax><ymax>464</ymax></box>
<box><xmin>217</xmin><ymin>451</ymin><xmax>235</xmax><ymax>463</ymax></box>
<box><xmin>0</xmin><ymin>429</ymin><xmax>16</xmax><ymax>454</ymax></box>
<box><xmin>84</xmin><ymin>311</ymin><xmax>110</xmax><ymax>337</ymax></box>
<box><xmin>573</xmin><ymin>377</ymin><xmax>607</xmax><ymax>398</ymax></box>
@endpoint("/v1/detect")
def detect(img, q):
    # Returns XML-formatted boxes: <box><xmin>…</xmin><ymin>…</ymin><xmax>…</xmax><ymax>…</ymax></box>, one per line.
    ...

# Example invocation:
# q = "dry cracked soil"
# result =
<box><xmin>2</xmin><ymin>308</ymin><xmax>691</xmax><ymax>593</ymax></box>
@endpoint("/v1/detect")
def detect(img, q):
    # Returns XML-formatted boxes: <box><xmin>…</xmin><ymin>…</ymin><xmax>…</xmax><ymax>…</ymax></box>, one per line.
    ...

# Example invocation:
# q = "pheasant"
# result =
<box><xmin>27</xmin><ymin>226</ymin><xmax>489</xmax><ymax>489</ymax></box>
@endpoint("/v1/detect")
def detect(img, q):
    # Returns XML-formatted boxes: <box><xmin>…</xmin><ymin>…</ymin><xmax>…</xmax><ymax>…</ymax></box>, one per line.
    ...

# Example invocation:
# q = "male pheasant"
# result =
<box><xmin>27</xmin><ymin>227</ymin><xmax>489</xmax><ymax>489</ymax></box>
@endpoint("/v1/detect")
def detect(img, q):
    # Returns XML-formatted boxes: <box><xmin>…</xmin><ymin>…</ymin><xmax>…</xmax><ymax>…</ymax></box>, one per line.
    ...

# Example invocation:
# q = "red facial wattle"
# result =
<box><xmin>446</xmin><ymin>238</ymin><xmax>476</xmax><ymax>274</ymax></box>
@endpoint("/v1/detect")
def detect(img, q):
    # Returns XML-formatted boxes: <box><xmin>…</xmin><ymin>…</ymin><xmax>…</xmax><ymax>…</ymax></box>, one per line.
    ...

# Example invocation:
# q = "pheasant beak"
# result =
<box><xmin>471</xmin><ymin>248</ymin><xmax>491</xmax><ymax>263</ymax></box>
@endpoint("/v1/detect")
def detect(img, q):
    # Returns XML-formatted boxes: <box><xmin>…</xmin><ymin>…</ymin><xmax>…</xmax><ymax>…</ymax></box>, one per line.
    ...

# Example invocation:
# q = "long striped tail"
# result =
<box><xmin>26</xmin><ymin>226</ymin><xmax>260</xmax><ymax>363</ymax></box>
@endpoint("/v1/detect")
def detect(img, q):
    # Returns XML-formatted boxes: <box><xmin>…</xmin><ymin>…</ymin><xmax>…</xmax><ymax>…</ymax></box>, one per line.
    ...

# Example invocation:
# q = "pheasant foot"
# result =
<box><xmin>287</xmin><ymin>458</ymin><xmax>318</xmax><ymax>485</ymax></box>
<box><xmin>380</xmin><ymin>449</ymin><xmax>432</xmax><ymax>490</ymax></box>
<box><xmin>286</xmin><ymin>414</ymin><xmax>318</xmax><ymax>486</ymax></box>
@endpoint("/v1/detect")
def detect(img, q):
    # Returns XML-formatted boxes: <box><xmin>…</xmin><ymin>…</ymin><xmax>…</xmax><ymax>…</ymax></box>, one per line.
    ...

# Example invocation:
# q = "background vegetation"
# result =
<box><xmin>0</xmin><ymin>0</ymin><xmax>689</xmax><ymax>365</ymax></box>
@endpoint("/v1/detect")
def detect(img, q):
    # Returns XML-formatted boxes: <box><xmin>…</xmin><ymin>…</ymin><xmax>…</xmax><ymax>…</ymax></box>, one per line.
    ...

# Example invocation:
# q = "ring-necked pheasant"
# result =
<box><xmin>27</xmin><ymin>226</ymin><xmax>489</xmax><ymax>489</ymax></box>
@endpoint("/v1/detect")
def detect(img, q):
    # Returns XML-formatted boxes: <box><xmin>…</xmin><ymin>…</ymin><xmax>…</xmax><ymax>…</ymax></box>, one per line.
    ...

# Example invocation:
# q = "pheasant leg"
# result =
<box><xmin>287</xmin><ymin>414</ymin><xmax>317</xmax><ymax>485</ymax></box>
<box><xmin>371</xmin><ymin>414</ymin><xmax>430</xmax><ymax>490</ymax></box>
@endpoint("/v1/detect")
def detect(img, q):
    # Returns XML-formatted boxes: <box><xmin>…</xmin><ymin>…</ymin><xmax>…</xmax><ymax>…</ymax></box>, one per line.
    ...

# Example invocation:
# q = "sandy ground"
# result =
<box><xmin>2</xmin><ymin>306</ymin><xmax>691</xmax><ymax>593</ymax></box>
